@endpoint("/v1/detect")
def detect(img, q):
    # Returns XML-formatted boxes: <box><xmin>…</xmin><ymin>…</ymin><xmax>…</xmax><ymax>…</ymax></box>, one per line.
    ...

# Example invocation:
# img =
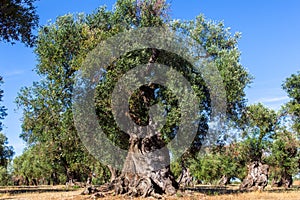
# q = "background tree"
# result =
<box><xmin>0</xmin><ymin>133</ymin><xmax>14</xmax><ymax>169</ymax></box>
<box><xmin>239</xmin><ymin>103</ymin><xmax>277</xmax><ymax>190</ymax></box>
<box><xmin>13</xmin><ymin>147</ymin><xmax>46</xmax><ymax>185</ymax></box>
<box><xmin>0</xmin><ymin>0</ymin><xmax>39</xmax><ymax>47</ymax></box>
<box><xmin>0</xmin><ymin>76</ymin><xmax>14</xmax><ymax>185</ymax></box>
<box><xmin>268</xmin><ymin>129</ymin><xmax>299</xmax><ymax>188</ymax></box>
<box><xmin>189</xmin><ymin>143</ymin><xmax>247</xmax><ymax>186</ymax></box>
<box><xmin>240</xmin><ymin>103</ymin><xmax>277</xmax><ymax>163</ymax></box>
<box><xmin>272</xmin><ymin>71</ymin><xmax>300</xmax><ymax>187</ymax></box>
<box><xmin>0</xmin><ymin>132</ymin><xmax>14</xmax><ymax>186</ymax></box>
<box><xmin>282</xmin><ymin>71</ymin><xmax>300</xmax><ymax>133</ymax></box>
<box><xmin>15</xmin><ymin>12</ymin><xmax>112</xmax><ymax>185</ymax></box>
<box><xmin>0</xmin><ymin>76</ymin><xmax>7</xmax><ymax>132</ymax></box>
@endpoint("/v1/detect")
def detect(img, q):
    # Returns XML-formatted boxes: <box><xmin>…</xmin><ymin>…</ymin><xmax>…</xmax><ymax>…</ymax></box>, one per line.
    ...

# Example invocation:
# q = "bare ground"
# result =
<box><xmin>0</xmin><ymin>185</ymin><xmax>299</xmax><ymax>200</ymax></box>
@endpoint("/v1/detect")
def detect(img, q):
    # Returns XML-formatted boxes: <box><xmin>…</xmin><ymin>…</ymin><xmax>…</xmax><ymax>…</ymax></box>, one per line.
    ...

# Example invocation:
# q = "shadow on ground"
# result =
<box><xmin>182</xmin><ymin>185</ymin><xmax>300</xmax><ymax>196</ymax></box>
<box><xmin>0</xmin><ymin>186</ymin><xmax>76</xmax><ymax>195</ymax></box>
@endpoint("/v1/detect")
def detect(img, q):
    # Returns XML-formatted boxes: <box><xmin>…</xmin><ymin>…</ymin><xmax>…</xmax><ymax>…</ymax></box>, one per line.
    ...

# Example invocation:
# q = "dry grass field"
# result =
<box><xmin>0</xmin><ymin>184</ymin><xmax>299</xmax><ymax>200</ymax></box>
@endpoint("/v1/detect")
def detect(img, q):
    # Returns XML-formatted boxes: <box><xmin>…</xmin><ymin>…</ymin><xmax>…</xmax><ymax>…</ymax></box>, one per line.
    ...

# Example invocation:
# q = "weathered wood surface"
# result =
<box><xmin>240</xmin><ymin>161</ymin><xmax>269</xmax><ymax>191</ymax></box>
<box><xmin>271</xmin><ymin>174</ymin><xmax>293</xmax><ymax>188</ymax></box>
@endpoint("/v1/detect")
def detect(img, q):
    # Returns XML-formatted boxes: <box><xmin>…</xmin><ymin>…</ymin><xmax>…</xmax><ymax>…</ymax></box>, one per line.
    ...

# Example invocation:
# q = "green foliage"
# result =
<box><xmin>266</xmin><ymin>73</ymin><xmax>300</xmax><ymax>182</ymax></box>
<box><xmin>0</xmin><ymin>0</ymin><xmax>39</xmax><ymax>47</ymax></box>
<box><xmin>13</xmin><ymin>146</ymin><xmax>110</xmax><ymax>185</ymax></box>
<box><xmin>0</xmin><ymin>77</ymin><xmax>14</xmax><ymax>186</ymax></box>
<box><xmin>174</xmin><ymin>16</ymin><xmax>252</xmax><ymax>124</ymax></box>
<box><xmin>240</xmin><ymin>103</ymin><xmax>277</xmax><ymax>162</ymax></box>
<box><xmin>282</xmin><ymin>71</ymin><xmax>300</xmax><ymax>133</ymax></box>
<box><xmin>263</xmin><ymin>71</ymin><xmax>300</xmax><ymax>182</ymax></box>
<box><xmin>238</xmin><ymin>100</ymin><xmax>299</xmax><ymax>184</ymax></box>
<box><xmin>188</xmin><ymin>104</ymin><xmax>277</xmax><ymax>184</ymax></box>
<box><xmin>3</xmin><ymin>0</ymin><xmax>299</xmax><ymax>189</ymax></box>
<box><xmin>0</xmin><ymin>133</ymin><xmax>14</xmax><ymax>168</ymax></box>
<box><xmin>170</xmin><ymin>160</ymin><xmax>182</xmax><ymax>179</ymax></box>
<box><xmin>188</xmin><ymin>104</ymin><xmax>281</xmax><ymax>185</ymax></box>
<box><xmin>190</xmin><ymin>154</ymin><xmax>220</xmax><ymax>184</ymax></box>
<box><xmin>0</xmin><ymin>77</ymin><xmax>14</xmax><ymax>168</ymax></box>
<box><xmin>268</xmin><ymin>129</ymin><xmax>299</xmax><ymax>181</ymax></box>
<box><xmin>94</xmin><ymin>4</ymin><xmax>252</xmax><ymax>168</ymax></box>
<box><xmin>283</xmin><ymin>71</ymin><xmax>300</xmax><ymax>103</ymax></box>
<box><xmin>0</xmin><ymin>77</ymin><xmax>7</xmax><ymax>132</ymax></box>
<box><xmin>0</xmin><ymin>166</ymin><xmax>12</xmax><ymax>185</ymax></box>
<box><xmin>112</xmin><ymin>0</ymin><xmax>169</xmax><ymax>27</ymax></box>
<box><xmin>16</xmin><ymin>0</ymin><xmax>251</xmax><ymax>184</ymax></box>
<box><xmin>15</xmin><ymin>11</ymin><xmax>112</xmax><ymax>184</ymax></box>
<box><xmin>190</xmin><ymin>144</ymin><xmax>247</xmax><ymax>184</ymax></box>
<box><xmin>13</xmin><ymin>147</ymin><xmax>49</xmax><ymax>183</ymax></box>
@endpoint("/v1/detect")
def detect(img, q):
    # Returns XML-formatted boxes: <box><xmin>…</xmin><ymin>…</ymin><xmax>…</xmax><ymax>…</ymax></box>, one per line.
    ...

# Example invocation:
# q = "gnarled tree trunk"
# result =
<box><xmin>240</xmin><ymin>161</ymin><xmax>269</xmax><ymax>191</ymax></box>
<box><xmin>177</xmin><ymin>167</ymin><xmax>193</xmax><ymax>188</ymax></box>
<box><xmin>107</xmin><ymin>165</ymin><xmax>119</xmax><ymax>182</ymax></box>
<box><xmin>113</xmin><ymin>134</ymin><xmax>178</xmax><ymax>198</ymax></box>
<box><xmin>218</xmin><ymin>175</ymin><xmax>230</xmax><ymax>186</ymax></box>
<box><xmin>271</xmin><ymin>173</ymin><xmax>293</xmax><ymax>188</ymax></box>
<box><xmin>83</xmin><ymin>126</ymin><xmax>179</xmax><ymax>198</ymax></box>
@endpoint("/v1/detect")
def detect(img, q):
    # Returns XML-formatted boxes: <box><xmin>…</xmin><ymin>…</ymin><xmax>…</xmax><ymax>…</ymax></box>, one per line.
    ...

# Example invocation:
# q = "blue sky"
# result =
<box><xmin>0</xmin><ymin>0</ymin><xmax>299</xmax><ymax>156</ymax></box>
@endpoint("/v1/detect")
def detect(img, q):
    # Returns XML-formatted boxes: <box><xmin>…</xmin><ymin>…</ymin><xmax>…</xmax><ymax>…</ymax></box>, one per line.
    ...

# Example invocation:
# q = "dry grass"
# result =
<box><xmin>0</xmin><ymin>185</ymin><xmax>299</xmax><ymax>200</ymax></box>
<box><xmin>0</xmin><ymin>185</ymin><xmax>82</xmax><ymax>200</ymax></box>
<box><xmin>202</xmin><ymin>191</ymin><xmax>300</xmax><ymax>200</ymax></box>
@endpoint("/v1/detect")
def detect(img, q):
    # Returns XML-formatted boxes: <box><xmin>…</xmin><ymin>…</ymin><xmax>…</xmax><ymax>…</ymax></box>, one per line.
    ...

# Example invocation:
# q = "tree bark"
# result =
<box><xmin>218</xmin><ymin>175</ymin><xmax>230</xmax><ymax>186</ymax></box>
<box><xmin>240</xmin><ymin>161</ymin><xmax>269</xmax><ymax>191</ymax></box>
<box><xmin>271</xmin><ymin>173</ymin><xmax>293</xmax><ymax>188</ymax></box>
<box><xmin>113</xmin><ymin>133</ymin><xmax>178</xmax><ymax>197</ymax></box>
<box><xmin>177</xmin><ymin>167</ymin><xmax>193</xmax><ymax>188</ymax></box>
<box><xmin>107</xmin><ymin>165</ymin><xmax>119</xmax><ymax>182</ymax></box>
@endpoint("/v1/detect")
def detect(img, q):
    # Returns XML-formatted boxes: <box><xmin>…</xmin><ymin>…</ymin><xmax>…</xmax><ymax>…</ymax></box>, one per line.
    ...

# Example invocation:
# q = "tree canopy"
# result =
<box><xmin>0</xmin><ymin>0</ymin><xmax>39</xmax><ymax>46</ymax></box>
<box><xmin>282</xmin><ymin>71</ymin><xmax>300</xmax><ymax>133</ymax></box>
<box><xmin>0</xmin><ymin>76</ymin><xmax>7</xmax><ymax>132</ymax></box>
<box><xmin>0</xmin><ymin>76</ymin><xmax>14</xmax><ymax>186</ymax></box>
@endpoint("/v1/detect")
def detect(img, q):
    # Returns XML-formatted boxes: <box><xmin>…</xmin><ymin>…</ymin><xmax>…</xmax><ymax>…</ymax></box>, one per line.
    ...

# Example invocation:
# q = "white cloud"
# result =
<box><xmin>256</xmin><ymin>96</ymin><xmax>289</xmax><ymax>103</ymax></box>
<box><xmin>251</xmin><ymin>96</ymin><xmax>290</xmax><ymax>111</ymax></box>
<box><xmin>3</xmin><ymin>69</ymin><xmax>26</xmax><ymax>77</ymax></box>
